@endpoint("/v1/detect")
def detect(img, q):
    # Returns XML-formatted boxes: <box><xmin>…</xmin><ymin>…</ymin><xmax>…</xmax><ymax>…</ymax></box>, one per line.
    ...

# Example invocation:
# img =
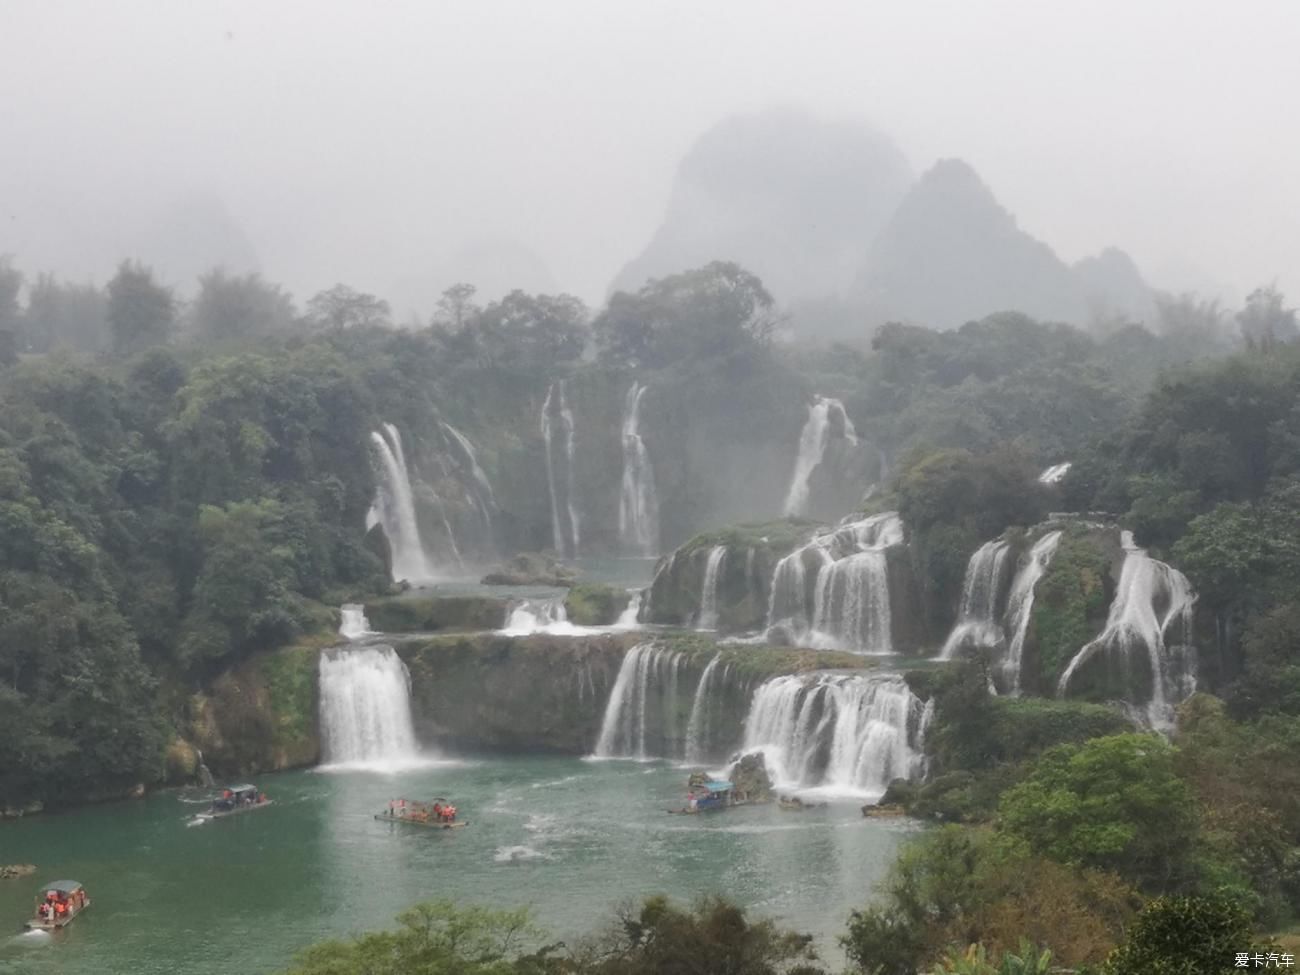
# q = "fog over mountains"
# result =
<box><xmin>615</xmin><ymin>109</ymin><xmax>1157</xmax><ymax>335</ymax></box>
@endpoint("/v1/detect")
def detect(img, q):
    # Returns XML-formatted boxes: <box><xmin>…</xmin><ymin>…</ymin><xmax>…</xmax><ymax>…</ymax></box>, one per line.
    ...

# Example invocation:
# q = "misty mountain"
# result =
<box><xmin>611</xmin><ymin>108</ymin><xmax>914</xmax><ymax>303</ymax></box>
<box><xmin>128</xmin><ymin>192</ymin><xmax>261</xmax><ymax>292</ymax></box>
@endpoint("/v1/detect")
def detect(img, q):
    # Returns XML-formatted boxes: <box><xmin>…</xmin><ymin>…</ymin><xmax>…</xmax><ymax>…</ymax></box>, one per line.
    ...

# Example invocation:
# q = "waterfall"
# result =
<box><xmin>618</xmin><ymin>382</ymin><xmax>660</xmax><ymax>556</ymax></box>
<box><xmin>592</xmin><ymin>643</ymin><xmax>683</xmax><ymax>759</ymax></box>
<box><xmin>696</xmin><ymin>546</ymin><xmax>728</xmax><ymax>629</ymax></box>
<box><xmin>684</xmin><ymin>655</ymin><xmax>722</xmax><ymax>765</ymax></box>
<box><xmin>766</xmin><ymin>512</ymin><xmax>903</xmax><ymax>653</ymax></box>
<box><xmin>339</xmin><ymin>604</ymin><xmax>373</xmax><ymax>640</ymax></box>
<box><xmin>999</xmin><ymin>531</ymin><xmax>1063</xmax><ymax>693</ymax></box>
<box><xmin>1057</xmin><ymin>532</ymin><xmax>1197</xmax><ymax>730</ymax></box>
<box><xmin>783</xmin><ymin>396</ymin><xmax>858</xmax><ymax>517</ymax></box>
<box><xmin>938</xmin><ymin>540</ymin><xmax>1011</xmax><ymax>660</ymax></box>
<box><xmin>1039</xmin><ymin>462</ymin><xmax>1072</xmax><ymax>484</ymax></box>
<box><xmin>195</xmin><ymin>749</ymin><xmax>216</xmax><ymax>789</ymax></box>
<box><xmin>541</xmin><ymin>382</ymin><xmax>580</xmax><ymax>557</ymax></box>
<box><xmin>441</xmin><ymin>421</ymin><xmax>497</xmax><ymax>543</ymax></box>
<box><xmin>739</xmin><ymin>673</ymin><xmax>930</xmax><ymax>798</ymax></box>
<box><xmin>368</xmin><ymin>424</ymin><xmax>437</xmax><ymax>583</ymax></box>
<box><xmin>318</xmin><ymin>645</ymin><xmax>422</xmax><ymax>770</ymax></box>
<box><xmin>613</xmin><ymin>590</ymin><xmax>644</xmax><ymax>630</ymax></box>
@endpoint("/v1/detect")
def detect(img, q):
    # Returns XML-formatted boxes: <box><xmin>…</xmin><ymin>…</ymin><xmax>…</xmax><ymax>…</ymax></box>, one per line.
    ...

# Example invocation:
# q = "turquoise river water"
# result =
<box><xmin>0</xmin><ymin>755</ymin><xmax>916</xmax><ymax>974</ymax></box>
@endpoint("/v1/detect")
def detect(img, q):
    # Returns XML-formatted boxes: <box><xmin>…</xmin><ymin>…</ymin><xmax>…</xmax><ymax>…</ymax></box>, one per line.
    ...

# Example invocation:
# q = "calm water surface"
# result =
<box><xmin>0</xmin><ymin>756</ymin><xmax>915</xmax><ymax>974</ymax></box>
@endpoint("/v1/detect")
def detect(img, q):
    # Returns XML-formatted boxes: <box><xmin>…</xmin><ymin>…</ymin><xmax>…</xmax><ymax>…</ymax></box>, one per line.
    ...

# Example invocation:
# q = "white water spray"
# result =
<box><xmin>592</xmin><ymin>643</ymin><xmax>682</xmax><ymax>759</ymax></box>
<box><xmin>684</xmin><ymin>655</ymin><xmax>723</xmax><ymax>764</ymax></box>
<box><xmin>1039</xmin><ymin>462</ymin><xmax>1072</xmax><ymax>484</ymax></box>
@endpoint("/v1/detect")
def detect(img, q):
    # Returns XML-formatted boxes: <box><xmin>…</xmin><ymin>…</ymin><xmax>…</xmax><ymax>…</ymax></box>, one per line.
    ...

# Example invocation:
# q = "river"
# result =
<box><xmin>0</xmin><ymin>755</ymin><xmax>915</xmax><ymax>974</ymax></box>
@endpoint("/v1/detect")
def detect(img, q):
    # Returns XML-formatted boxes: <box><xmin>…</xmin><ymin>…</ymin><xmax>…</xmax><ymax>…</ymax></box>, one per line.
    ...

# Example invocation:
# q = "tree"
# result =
<box><xmin>581</xmin><ymin>895</ymin><xmax>824</xmax><ymax>975</ymax></box>
<box><xmin>305</xmin><ymin>283</ymin><xmax>391</xmax><ymax>331</ymax></box>
<box><xmin>434</xmin><ymin>282</ymin><xmax>480</xmax><ymax>329</ymax></box>
<box><xmin>107</xmin><ymin>260</ymin><xmax>174</xmax><ymax>356</ymax></box>
<box><xmin>594</xmin><ymin>261</ymin><xmax>777</xmax><ymax>368</ymax></box>
<box><xmin>997</xmin><ymin>734</ymin><xmax>1197</xmax><ymax>890</ymax></box>
<box><xmin>1238</xmin><ymin>285</ymin><xmax>1298</xmax><ymax>351</ymax></box>
<box><xmin>1102</xmin><ymin>895</ymin><xmax>1254</xmax><ymax>975</ymax></box>
<box><xmin>283</xmin><ymin>900</ymin><xmax>563</xmax><ymax>975</ymax></box>
<box><xmin>468</xmin><ymin>290</ymin><xmax>589</xmax><ymax>368</ymax></box>
<box><xmin>22</xmin><ymin>273</ymin><xmax>109</xmax><ymax>354</ymax></box>
<box><xmin>0</xmin><ymin>257</ymin><xmax>23</xmax><ymax>363</ymax></box>
<box><xmin>192</xmin><ymin>268</ymin><xmax>295</xmax><ymax>343</ymax></box>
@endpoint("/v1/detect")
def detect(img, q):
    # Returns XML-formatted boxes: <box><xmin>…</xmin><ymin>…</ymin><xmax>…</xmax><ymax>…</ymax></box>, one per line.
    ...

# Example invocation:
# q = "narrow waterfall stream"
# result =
<box><xmin>541</xmin><ymin>381</ymin><xmax>581</xmax><ymax>558</ymax></box>
<box><xmin>938</xmin><ymin>539</ymin><xmax>1011</xmax><ymax>660</ymax></box>
<box><xmin>367</xmin><ymin>423</ymin><xmax>438</xmax><ymax>584</ymax></box>
<box><xmin>696</xmin><ymin>545</ymin><xmax>728</xmax><ymax>629</ymax></box>
<box><xmin>318</xmin><ymin>645</ymin><xmax>425</xmax><ymax>771</ymax></box>
<box><xmin>999</xmin><ymin>531</ymin><xmax>1063</xmax><ymax>693</ymax></box>
<box><xmin>782</xmin><ymin>396</ymin><xmax>859</xmax><ymax>517</ymax></box>
<box><xmin>618</xmin><ymin>382</ymin><xmax>660</xmax><ymax>556</ymax></box>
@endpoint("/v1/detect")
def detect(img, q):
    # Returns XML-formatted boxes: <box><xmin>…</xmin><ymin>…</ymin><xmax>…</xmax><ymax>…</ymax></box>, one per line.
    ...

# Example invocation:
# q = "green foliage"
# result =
<box><xmin>192</xmin><ymin>268</ymin><xmax>297</xmax><ymax>344</ymax></box>
<box><xmin>581</xmin><ymin>894</ymin><xmax>824</xmax><ymax>975</ymax></box>
<box><xmin>1027</xmin><ymin>530</ymin><xmax>1111</xmax><ymax>689</ymax></box>
<box><xmin>283</xmin><ymin>900</ymin><xmax>560</xmax><ymax>975</ymax></box>
<box><xmin>932</xmin><ymin>941</ymin><xmax>1053</xmax><ymax>975</ymax></box>
<box><xmin>595</xmin><ymin>262</ymin><xmax>776</xmax><ymax>369</ymax></box>
<box><xmin>1101</xmin><ymin>895</ymin><xmax>1254</xmax><ymax>975</ymax></box>
<box><xmin>259</xmin><ymin>642</ymin><xmax>320</xmax><ymax>753</ymax></box>
<box><xmin>453</xmin><ymin>290</ymin><xmax>590</xmax><ymax>370</ymax></box>
<box><xmin>997</xmin><ymin>734</ymin><xmax>1197</xmax><ymax>890</ymax></box>
<box><xmin>564</xmin><ymin>584</ymin><xmax>628</xmax><ymax>626</ymax></box>
<box><xmin>842</xmin><ymin>826</ymin><xmax>1136</xmax><ymax>974</ymax></box>
<box><xmin>107</xmin><ymin>260</ymin><xmax>174</xmax><ymax>356</ymax></box>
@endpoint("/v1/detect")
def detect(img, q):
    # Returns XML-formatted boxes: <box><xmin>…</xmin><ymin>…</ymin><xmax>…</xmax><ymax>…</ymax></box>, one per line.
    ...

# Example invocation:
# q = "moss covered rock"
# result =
<box><xmin>564</xmin><ymin>583</ymin><xmax>631</xmax><ymax>625</ymax></box>
<box><xmin>480</xmin><ymin>552</ymin><xmax>579</xmax><ymax>587</ymax></box>
<box><xmin>366</xmin><ymin>594</ymin><xmax>509</xmax><ymax>633</ymax></box>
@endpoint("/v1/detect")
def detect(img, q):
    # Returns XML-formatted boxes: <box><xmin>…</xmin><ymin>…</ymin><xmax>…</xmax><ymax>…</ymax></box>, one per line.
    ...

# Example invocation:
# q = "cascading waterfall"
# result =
<box><xmin>684</xmin><ymin>655</ymin><xmax>723</xmax><ymax>765</ymax></box>
<box><xmin>541</xmin><ymin>382</ymin><xmax>580</xmax><ymax>557</ymax></box>
<box><xmin>618</xmin><ymin>382</ymin><xmax>660</xmax><ymax>556</ymax></box>
<box><xmin>592</xmin><ymin>643</ymin><xmax>683</xmax><ymax>759</ymax></box>
<box><xmin>999</xmin><ymin>531</ymin><xmax>1063</xmax><ymax>693</ymax></box>
<box><xmin>367</xmin><ymin>424</ymin><xmax>438</xmax><ymax>583</ymax></box>
<box><xmin>767</xmin><ymin>512</ymin><xmax>903</xmax><ymax>654</ymax></box>
<box><xmin>1057</xmin><ymin>531</ymin><xmax>1197</xmax><ymax>730</ymax></box>
<box><xmin>783</xmin><ymin>396</ymin><xmax>859</xmax><ymax>517</ymax></box>
<box><xmin>739</xmin><ymin>673</ymin><xmax>931</xmax><ymax>797</ymax></box>
<box><xmin>318</xmin><ymin>645</ymin><xmax>422</xmax><ymax>770</ymax></box>
<box><xmin>696</xmin><ymin>546</ymin><xmax>728</xmax><ymax>629</ymax></box>
<box><xmin>339</xmin><ymin>604</ymin><xmax>373</xmax><ymax>640</ymax></box>
<box><xmin>938</xmin><ymin>540</ymin><xmax>1011</xmax><ymax>660</ymax></box>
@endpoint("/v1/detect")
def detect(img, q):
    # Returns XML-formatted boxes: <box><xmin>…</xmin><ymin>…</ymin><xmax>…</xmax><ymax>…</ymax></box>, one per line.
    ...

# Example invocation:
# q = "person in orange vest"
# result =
<box><xmin>444</xmin><ymin>804</ymin><xmax>456</xmax><ymax>822</ymax></box>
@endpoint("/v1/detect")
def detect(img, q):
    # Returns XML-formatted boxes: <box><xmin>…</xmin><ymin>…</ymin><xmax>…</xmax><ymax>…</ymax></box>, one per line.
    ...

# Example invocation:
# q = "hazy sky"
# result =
<box><xmin>3</xmin><ymin>0</ymin><xmax>1297</xmax><ymax>317</ymax></box>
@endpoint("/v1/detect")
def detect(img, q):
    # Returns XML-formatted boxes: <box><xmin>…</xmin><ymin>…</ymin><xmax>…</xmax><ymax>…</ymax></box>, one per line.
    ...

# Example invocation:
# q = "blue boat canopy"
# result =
<box><xmin>704</xmin><ymin>781</ymin><xmax>733</xmax><ymax>793</ymax></box>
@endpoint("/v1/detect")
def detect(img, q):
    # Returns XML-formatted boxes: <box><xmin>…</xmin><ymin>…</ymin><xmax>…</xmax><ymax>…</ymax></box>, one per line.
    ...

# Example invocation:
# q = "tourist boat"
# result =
<box><xmin>668</xmin><ymin>780</ymin><xmax>757</xmax><ymax>815</ymax></box>
<box><xmin>26</xmin><ymin>880</ymin><xmax>89</xmax><ymax>930</ymax></box>
<box><xmin>192</xmin><ymin>784</ymin><xmax>272</xmax><ymax>823</ymax></box>
<box><xmin>375</xmin><ymin>797</ymin><xmax>468</xmax><ymax>829</ymax></box>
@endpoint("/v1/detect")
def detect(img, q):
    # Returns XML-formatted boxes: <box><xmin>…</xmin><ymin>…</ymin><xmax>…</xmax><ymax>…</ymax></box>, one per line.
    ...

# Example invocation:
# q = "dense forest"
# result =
<box><xmin>3</xmin><ymin>252</ymin><xmax>1300</xmax><ymax>970</ymax></box>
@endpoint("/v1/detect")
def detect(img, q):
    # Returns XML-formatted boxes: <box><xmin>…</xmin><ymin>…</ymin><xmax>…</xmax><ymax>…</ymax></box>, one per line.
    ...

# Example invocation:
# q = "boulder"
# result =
<box><xmin>730</xmin><ymin>752</ymin><xmax>774</xmax><ymax>801</ymax></box>
<box><xmin>0</xmin><ymin>864</ymin><xmax>36</xmax><ymax>880</ymax></box>
<box><xmin>481</xmin><ymin>552</ymin><xmax>579</xmax><ymax>587</ymax></box>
